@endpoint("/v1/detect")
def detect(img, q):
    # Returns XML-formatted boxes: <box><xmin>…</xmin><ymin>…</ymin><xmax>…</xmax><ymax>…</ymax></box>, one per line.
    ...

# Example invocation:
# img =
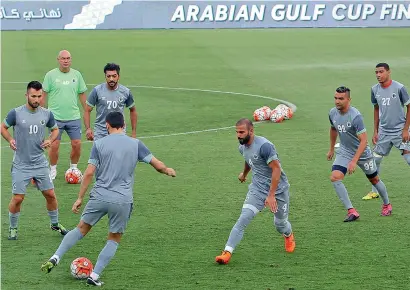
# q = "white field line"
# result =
<box><xmin>1</xmin><ymin>82</ymin><xmax>297</xmax><ymax>149</ymax></box>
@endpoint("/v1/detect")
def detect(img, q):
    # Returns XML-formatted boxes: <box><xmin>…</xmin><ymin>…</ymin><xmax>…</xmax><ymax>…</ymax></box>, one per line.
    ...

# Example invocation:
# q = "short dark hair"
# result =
<box><xmin>106</xmin><ymin>112</ymin><xmax>124</xmax><ymax>129</ymax></box>
<box><xmin>376</xmin><ymin>63</ymin><xmax>390</xmax><ymax>71</ymax></box>
<box><xmin>104</xmin><ymin>63</ymin><xmax>120</xmax><ymax>75</ymax></box>
<box><xmin>336</xmin><ymin>86</ymin><xmax>351</xmax><ymax>97</ymax></box>
<box><xmin>236</xmin><ymin>118</ymin><xmax>254</xmax><ymax>129</ymax></box>
<box><xmin>27</xmin><ymin>81</ymin><xmax>42</xmax><ymax>91</ymax></box>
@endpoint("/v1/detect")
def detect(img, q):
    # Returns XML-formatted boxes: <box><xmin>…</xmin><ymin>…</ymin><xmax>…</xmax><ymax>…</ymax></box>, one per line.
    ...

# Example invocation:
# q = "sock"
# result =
<box><xmin>373</xmin><ymin>180</ymin><xmax>390</xmax><ymax>205</ymax></box>
<box><xmin>403</xmin><ymin>153</ymin><xmax>410</xmax><ymax>166</ymax></box>
<box><xmin>70</xmin><ymin>164</ymin><xmax>77</xmax><ymax>168</ymax></box>
<box><xmin>48</xmin><ymin>209</ymin><xmax>59</xmax><ymax>225</ymax></box>
<box><xmin>225</xmin><ymin>208</ymin><xmax>256</xmax><ymax>253</ymax></box>
<box><xmin>93</xmin><ymin>240</ymin><xmax>119</xmax><ymax>276</ymax></box>
<box><xmin>54</xmin><ymin>227</ymin><xmax>83</xmax><ymax>260</ymax></box>
<box><xmin>90</xmin><ymin>272</ymin><xmax>100</xmax><ymax>280</ymax></box>
<box><xmin>332</xmin><ymin>180</ymin><xmax>353</xmax><ymax>210</ymax></box>
<box><xmin>9</xmin><ymin>212</ymin><xmax>20</xmax><ymax>229</ymax></box>
<box><xmin>371</xmin><ymin>155</ymin><xmax>383</xmax><ymax>193</ymax></box>
<box><xmin>274</xmin><ymin>216</ymin><xmax>292</xmax><ymax>236</ymax></box>
<box><xmin>50</xmin><ymin>165</ymin><xmax>57</xmax><ymax>171</ymax></box>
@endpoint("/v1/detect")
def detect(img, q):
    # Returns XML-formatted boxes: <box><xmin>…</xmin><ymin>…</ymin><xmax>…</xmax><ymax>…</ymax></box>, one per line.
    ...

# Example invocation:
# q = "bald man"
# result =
<box><xmin>41</xmin><ymin>50</ymin><xmax>88</xmax><ymax>180</ymax></box>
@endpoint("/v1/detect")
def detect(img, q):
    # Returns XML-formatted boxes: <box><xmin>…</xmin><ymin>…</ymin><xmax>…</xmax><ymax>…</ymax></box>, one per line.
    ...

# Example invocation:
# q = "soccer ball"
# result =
<box><xmin>65</xmin><ymin>168</ymin><xmax>83</xmax><ymax>184</ymax></box>
<box><xmin>253</xmin><ymin>106</ymin><xmax>271</xmax><ymax>121</ymax></box>
<box><xmin>275</xmin><ymin>104</ymin><xmax>294</xmax><ymax>120</ymax></box>
<box><xmin>70</xmin><ymin>257</ymin><xmax>93</xmax><ymax>279</ymax></box>
<box><xmin>269</xmin><ymin>109</ymin><xmax>285</xmax><ymax>123</ymax></box>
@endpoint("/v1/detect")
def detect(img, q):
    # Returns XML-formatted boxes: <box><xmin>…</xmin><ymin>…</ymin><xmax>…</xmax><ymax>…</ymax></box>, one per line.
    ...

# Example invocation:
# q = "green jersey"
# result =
<box><xmin>42</xmin><ymin>68</ymin><xmax>87</xmax><ymax>121</ymax></box>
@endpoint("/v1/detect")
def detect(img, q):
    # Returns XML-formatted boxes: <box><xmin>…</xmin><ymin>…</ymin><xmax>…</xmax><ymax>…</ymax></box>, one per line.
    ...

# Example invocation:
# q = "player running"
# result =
<box><xmin>327</xmin><ymin>86</ymin><xmax>392</xmax><ymax>221</ymax></box>
<box><xmin>41</xmin><ymin>112</ymin><xmax>175</xmax><ymax>286</ymax></box>
<box><xmin>215</xmin><ymin>118</ymin><xmax>295</xmax><ymax>265</ymax></box>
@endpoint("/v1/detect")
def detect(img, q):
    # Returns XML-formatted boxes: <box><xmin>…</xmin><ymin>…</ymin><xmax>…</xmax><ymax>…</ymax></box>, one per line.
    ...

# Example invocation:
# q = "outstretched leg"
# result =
<box><xmin>216</xmin><ymin>192</ymin><xmax>263</xmax><ymax>264</ymax></box>
<box><xmin>41</xmin><ymin>221</ymin><xmax>91</xmax><ymax>273</ymax></box>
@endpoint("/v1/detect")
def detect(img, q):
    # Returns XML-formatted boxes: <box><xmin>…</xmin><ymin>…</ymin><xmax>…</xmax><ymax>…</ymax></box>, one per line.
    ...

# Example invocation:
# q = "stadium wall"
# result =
<box><xmin>0</xmin><ymin>1</ymin><xmax>409</xmax><ymax>31</ymax></box>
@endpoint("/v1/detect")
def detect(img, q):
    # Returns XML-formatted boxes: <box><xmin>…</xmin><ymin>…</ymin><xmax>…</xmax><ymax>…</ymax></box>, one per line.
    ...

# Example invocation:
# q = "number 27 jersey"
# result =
<box><xmin>328</xmin><ymin>106</ymin><xmax>372</xmax><ymax>160</ymax></box>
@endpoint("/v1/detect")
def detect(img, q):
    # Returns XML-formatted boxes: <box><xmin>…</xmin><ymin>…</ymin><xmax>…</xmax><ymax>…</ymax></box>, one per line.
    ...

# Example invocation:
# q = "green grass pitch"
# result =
<box><xmin>1</xmin><ymin>28</ymin><xmax>410</xmax><ymax>290</ymax></box>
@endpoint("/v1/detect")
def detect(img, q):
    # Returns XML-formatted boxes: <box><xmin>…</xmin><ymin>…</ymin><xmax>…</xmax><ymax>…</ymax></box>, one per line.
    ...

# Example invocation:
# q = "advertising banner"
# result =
<box><xmin>1</xmin><ymin>1</ymin><xmax>409</xmax><ymax>31</ymax></box>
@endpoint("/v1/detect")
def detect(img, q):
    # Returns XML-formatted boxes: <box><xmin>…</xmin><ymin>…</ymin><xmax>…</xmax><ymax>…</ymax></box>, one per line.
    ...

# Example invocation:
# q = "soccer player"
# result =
<box><xmin>1</xmin><ymin>81</ymin><xmax>69</xmax><ymax>240</ymax></box>
<box><xmin>41</xmin><ymin>112</ymin><xmax>176</xmax><ymax>286</ymax></box>
<box><xmin>327</xmin><ymin>86</ymin><xmax>392</xmax><ymax>221</ymax></box>
<box><xmin>363</xmin><ymin>63</ymin><xmax>410</xmax><ymax>200</ymax></box>
<box><xmin>84</xmin><ymin>63</ymin><xmax>137</xmax><ymax>141</ymax></box>
<box><xmin>41</xmin><ymin>50</ymin><xmax>88</xmax><ymax>180</ymax></box>
<box><xmin>215</xmin><ymin>118</ymin><xmax>295</xmax><ymax>265</ymax></box>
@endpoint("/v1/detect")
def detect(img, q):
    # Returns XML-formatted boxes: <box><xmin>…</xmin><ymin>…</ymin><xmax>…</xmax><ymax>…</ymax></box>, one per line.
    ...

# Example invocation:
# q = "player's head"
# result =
<box><xmin>236</xmin><ymin>118</ymin><xmax>254</xmax><ymax>145</ymax></box>
<box><xmin>26</xmin><ymin>81</ymin><xmax>43</xmax><ymax>109</ymax></box>
<box><xmin>57</xmin><ymin>50</ymin><xmax>72</xmax><ymax>69</ymax></box>
<box><xmin>104</xmin><ymin>63</ymin><xmax>120</xmax><ymax>89</ymax></box>
<box><xmin>334</xmin><ymin>86</ymin><xmax>351</xmax><ymax>111</ymax></box>
<box><xmin>106</xmin><ymin>111</ymin><xmax>124</xmax><ymax>133</ymax></box>
<box><xmin>375</xmin><ymin>63</ymin><xmax>391</xmax><ymax>84</ymax></box>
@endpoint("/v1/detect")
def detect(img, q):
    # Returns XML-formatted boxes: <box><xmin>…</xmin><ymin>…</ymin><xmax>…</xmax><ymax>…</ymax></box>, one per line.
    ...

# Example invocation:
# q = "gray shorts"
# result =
<box><xmin>11</xmin><ymin>166</ymin><xmax>54</xmax><ymax>194</ymax></box>
<box><xmin>243</xmin><ymin>188</ymin><xmax>290</xmax><ymax>220</ymax></box>
<box><xmin>93</xmin><ymin>131</ymin><xmax>108</xmax><ymax>141</ymax></box>
<box><xmin>332</xmin><ymin>154</ymin><xmax>377</xmax><ymax>176</ymax></box>
<box><xmin>374</xmin><ymin>131</ymin><xmax>410</xmax><ymax>156</ymax></box>
<box><xmin>81</xmin><ymin>199</ymin><xmax>133</xmax><ymax>233</ymax></box>
<box><xmin>54</xmin><ymin>119</ymin><xmax>82</xmax><ymax>140</ymax></box>
<box><xmin>94</xmin><ymin>126</ymin><xmax>127</xmax><ymax>141</ymax></box>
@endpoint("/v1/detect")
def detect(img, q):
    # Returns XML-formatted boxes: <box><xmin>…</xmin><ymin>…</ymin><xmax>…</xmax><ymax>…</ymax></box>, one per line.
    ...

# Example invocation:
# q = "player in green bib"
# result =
<box><xmin>41</xmin><ymin>50</ymin><xmax>88</xmax><ymax>180</ymax></box>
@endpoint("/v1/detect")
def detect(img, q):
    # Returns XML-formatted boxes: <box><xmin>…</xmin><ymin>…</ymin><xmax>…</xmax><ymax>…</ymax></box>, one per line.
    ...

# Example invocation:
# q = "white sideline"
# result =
<box><xmin>1</xmin><ymin>82</ymin><xmax>298</xmax><ymax>149</ymax></box>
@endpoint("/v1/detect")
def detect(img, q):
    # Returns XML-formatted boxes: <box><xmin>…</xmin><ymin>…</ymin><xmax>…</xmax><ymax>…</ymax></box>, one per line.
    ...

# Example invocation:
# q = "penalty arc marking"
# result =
<box><xmin>1</xmin><ymin>82</ymin><xmax>297</xmax><ymax>149</ymax></box>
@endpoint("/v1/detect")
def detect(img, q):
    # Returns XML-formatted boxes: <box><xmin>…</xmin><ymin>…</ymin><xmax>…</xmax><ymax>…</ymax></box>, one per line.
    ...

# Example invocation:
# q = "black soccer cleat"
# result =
<box><xmin>50</xmin><ymin>223</ymin><xmax>69</xmax><ymax>235</ymax></box>
<box><xmin>87</xmin><ymin>277</ymin><xmax>104</xmax><ymax>286</ymax></box>
<box><xmin>343</xmin><ymin>208</ymin><xmax>360</xmax><ymax>222</ymax></box>
<box><xmin>343</xmin><ymin>213</ymin><xmax>360</xmax><ymax>222</ymax></box>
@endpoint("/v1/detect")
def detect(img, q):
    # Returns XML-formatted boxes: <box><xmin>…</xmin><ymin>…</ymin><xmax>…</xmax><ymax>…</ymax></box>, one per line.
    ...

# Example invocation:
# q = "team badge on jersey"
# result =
<box><xmin>253</xmin><ymin>153</ymin><xmax>259</xmax><ymax>160</ymax></box>
<box><xmin>118</xmin><ymin>96</ymin><xmax>125</xmax><ymax>103</ymax></box>
<box><xmin>346</xmin><ymin>122</ymin><xmax>351</xmax><ymax>128</ymax></box>
<box><xmin>40</xmin><ymin>120</ymin><xmax>46</xmax><ymax>125</ymax></box>
<box><xmin>72</xmin><ymin>79</ymin><xmax>76</xmax><ymax>83</ymax></box>
<box><xmin>392</xmin><ymin>93</ymin><xmax>396</xmax><ymax>98</ymax></box>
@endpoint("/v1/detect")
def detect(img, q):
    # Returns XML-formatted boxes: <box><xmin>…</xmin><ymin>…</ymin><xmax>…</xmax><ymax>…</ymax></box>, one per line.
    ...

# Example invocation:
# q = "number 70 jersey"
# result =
<box><xmin>86</xmin><ymin>83</ymin><xmax>135</xmax><ymax>137</ymax></box>
<box><xmin>3</xmin><ymin>105</ymin><xmax>57</xmax><ymax>170</ymax></box>
<box><xmin>328</xmin><ymin>106</ymin><xmax>372</xmax><ymax>160</ymax></box>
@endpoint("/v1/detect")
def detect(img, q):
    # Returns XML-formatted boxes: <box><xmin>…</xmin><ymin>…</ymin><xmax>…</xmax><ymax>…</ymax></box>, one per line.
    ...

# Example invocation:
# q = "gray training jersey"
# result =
<box><xmin>3</xmin><ymin>105</ymin><xmax>57</xmax><ymax>170</ymax></box>
<box><xmin>371</xmin><ymin>80</ymin><xmax>410</xmax><ymax>135</ymax></box>
<box><xmin>239</xmin><ymin>136</ymin><xmax>290</xmax><ymax>195</ymax></box>
<box><xmin>329</xmin><ymin>106</ymin><xmax>372</xmax><ymax>160</ymax></box>
<box><xmin>86</xmin><ymin>83</ymin><xmax>135</xmax><ymax>138</ymax></box>
<box><xmin>88</xmin><ymin>133</ymin><xmax>152</xmax><ymax>204</ymax></box>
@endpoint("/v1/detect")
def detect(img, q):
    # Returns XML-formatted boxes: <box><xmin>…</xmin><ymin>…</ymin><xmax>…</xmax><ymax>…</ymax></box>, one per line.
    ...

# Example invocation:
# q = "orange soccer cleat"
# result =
<box><xmin>284</xmin><ymin>232</ymin><xmax>296</xmax><ymax>253</ymax></box>
<box><xmin>215</xmin><ymin>250</ymin><xmax>232</xmax><ymax>265</ymax></box>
